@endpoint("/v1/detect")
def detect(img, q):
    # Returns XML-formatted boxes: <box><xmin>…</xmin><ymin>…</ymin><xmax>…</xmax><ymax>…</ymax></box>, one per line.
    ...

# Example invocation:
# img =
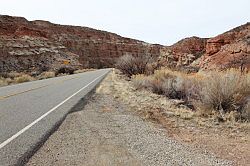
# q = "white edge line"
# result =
<box><xmin>0</xmin><ymin>71</ymin><xmax>108</xmax><ymax>149</ymax></box>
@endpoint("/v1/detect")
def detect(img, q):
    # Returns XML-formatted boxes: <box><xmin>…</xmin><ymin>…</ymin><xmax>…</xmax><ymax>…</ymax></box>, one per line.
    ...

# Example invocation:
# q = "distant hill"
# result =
<box><xmin>0</xmin><ymin>15</ymin><xmax>249</xmax><ymax>73</ymax></box>
<box><xmin>0</xmin><ymin>15</ymin><xmax>162</xmax><ymax>72</ymax></box>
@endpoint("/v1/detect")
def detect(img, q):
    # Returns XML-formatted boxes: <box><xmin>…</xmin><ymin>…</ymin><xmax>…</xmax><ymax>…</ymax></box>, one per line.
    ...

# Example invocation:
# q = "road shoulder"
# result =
<box><xmin>27</xmin><ymin>72</ymin><xmax>231</xmax><ymax>166</ymax></box>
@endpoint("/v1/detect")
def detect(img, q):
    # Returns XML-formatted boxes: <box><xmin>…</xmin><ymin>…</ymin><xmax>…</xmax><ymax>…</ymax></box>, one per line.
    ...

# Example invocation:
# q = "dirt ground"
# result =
<box><xmin>27</xmin><ymin>70</ymin><xmax>249</xmax><ymax>166</ymax></box>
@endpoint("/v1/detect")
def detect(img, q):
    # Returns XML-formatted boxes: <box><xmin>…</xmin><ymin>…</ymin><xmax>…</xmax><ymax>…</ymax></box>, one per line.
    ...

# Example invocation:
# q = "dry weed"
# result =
<box><xmin>38</xmin><ymin>71</ymin><xmax>56</xmax><ymax>80</ymax></box>
<box><xmin>116</xmin><ymin>54</ymin><xmax>157</xmax><ymax>77</ymax></box>
<box><xmin>194</xmin><ymin>69</ymin><xmax>250</xmax><ymax>121</ymax></box>
<box><xmin>14</xmin><ymin>74</ymin><xmax>34</xmax><ymax>83</ymax></box>
<box><xmin>132</xmin><ymin>68</ymin><xmax>250</xmax><ymax>122</ymax></box>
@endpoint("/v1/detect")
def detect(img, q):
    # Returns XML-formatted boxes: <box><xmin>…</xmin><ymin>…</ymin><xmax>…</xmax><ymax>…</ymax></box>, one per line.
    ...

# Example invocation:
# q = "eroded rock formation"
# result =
<box><xmin>200</xmin><ymin>23</ymin><xmax>250</xmax><ymax>70</ymax></box>
<box><xmin>0</xmin><ymin>15</ymin><xmax>162</xmax><ymax>73</ymax></box>
<box><xmin>0</xmin><ymin>15</ymin><xmax>249</xmax><ymax>73</ymax></box>
<box><xmin>159</xmin><ymin>37</ymin><xmax>207</xmax><ymax>68</ymax></box>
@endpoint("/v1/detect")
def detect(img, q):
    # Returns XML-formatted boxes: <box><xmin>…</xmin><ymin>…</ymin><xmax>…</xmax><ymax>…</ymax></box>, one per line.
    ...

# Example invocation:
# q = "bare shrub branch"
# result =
<box><xmin>116</xmin><ymin>54</ymin><xmax>157</xmax><ymax>77</ymax></box>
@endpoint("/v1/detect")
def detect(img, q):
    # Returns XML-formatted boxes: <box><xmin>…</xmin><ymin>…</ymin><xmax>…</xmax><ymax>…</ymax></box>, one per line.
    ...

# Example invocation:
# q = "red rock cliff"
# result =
<box><xmin>0</xmin><ymin>15</ymin><xmax>249</xmax><ymax>73</ymax></box>
<box><xmin>160</xmin><ymin>37</ymin><xmax>207</xmax><ymax>68</ymax></box>
<box><xmin>200</xmin><ymin>23</ymin><xmax>250</xmax><ymax>70</ymax></box>
<box><xmin>0</xmin><ymin>15</ymin><xmax>162</xmax><ymax>72</ymax></box>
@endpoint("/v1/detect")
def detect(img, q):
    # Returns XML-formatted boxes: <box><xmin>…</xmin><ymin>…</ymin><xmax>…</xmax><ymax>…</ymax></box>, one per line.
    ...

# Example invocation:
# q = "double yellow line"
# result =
<box><xmin>0</xmin><ymin>76</ymin><xmax>80</xmax><ymax>100</ymax></box>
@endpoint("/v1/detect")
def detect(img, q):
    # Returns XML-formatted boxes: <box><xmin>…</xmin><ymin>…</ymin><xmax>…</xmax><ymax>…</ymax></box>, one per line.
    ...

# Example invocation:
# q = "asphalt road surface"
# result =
<box><xmin>0</xmin><ymin>69</ymin><xmax>110</xmax><ymax>166</ymax></box>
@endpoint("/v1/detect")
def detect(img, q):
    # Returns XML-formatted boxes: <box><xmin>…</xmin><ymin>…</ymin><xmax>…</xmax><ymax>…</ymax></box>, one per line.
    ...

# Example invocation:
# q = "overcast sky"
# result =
<box><xmin>0</xmin><ymin>0</ymin><xmax>249</xmax><ymax>45</ymax></box>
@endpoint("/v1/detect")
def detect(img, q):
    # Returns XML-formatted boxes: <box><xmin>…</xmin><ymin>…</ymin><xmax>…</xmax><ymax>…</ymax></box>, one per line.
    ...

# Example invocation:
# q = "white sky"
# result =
<box><xmin>0</xmin><ymin>0</ymin><xmax>249</xmax><ymax>45</ymax></box>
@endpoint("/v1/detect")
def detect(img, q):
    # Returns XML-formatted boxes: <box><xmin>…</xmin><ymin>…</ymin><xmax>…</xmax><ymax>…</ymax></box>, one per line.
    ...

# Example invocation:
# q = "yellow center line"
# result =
<box><xmin>0</xmin><ymin>76</ymin><xmax>80</xmax><ymax>100</ymax></box>
<box><xmin>0</xmin><ymin>85</ymin><xmax>50</xmax><ymax>100</ymax></box>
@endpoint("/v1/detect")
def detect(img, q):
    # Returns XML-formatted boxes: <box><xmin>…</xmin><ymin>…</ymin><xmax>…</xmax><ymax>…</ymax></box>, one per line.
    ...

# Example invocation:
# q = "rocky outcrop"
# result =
<box><xmin>159</xmin><ymin>37</ymin><xmax>207</xmax><ymax>68</ymax></box>
<box><xmin>200</xmin><ymin>23</ymin><xmax>250</xmax><ymax>70</ymax></box>
<box><xmin>0</xmin><ymin>15</ymin><xmax>249</xmax><ymax>73</ymax></box>
<box><xmin>0</xmin><ymin>15</ymin><xmax>162</xmax><ymax>73</ymax></box>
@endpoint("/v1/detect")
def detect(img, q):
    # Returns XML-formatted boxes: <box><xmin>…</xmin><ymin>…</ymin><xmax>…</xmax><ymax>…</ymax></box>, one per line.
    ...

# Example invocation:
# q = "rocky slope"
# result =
<box><xmin>0</xmin><ymin>15</ymin><xmax>162</xmax><ymax>73</ymax></box>
<box><xmin>160</xmin><ymin>37</ymin><xmax>208</xmax><ymax>68</ymax></box>
<box><xmin>159</xmin><ymin>23</ymin><xmax>250</xmax><ymax>71</ymax></box>
<box><xmin>0</xmin><ymin>15</ymin><xmax>249</xmax><ymax>73</ymax></box>
<box><xmin>199</xmin><ymin>22</ymin><xmax>250</xmax><ymax>70</ymax></box>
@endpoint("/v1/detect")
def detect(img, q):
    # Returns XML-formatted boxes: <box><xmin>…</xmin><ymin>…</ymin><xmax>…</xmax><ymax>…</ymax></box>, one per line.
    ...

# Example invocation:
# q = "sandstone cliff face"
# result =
<box><xmin>0</xmin><ymin>15</ymin><xmax>249</xmax><ymax>73</ymax></box>
<box><xmin>0</xmin><ymin>15</ymin><xmax>162</xmax><ymax>73</ymax></box>
<box><xmin>200</xmin><ymin>23</ymin><xmax>250</xmax><ymax>70</ymax></box>
<box><xmin>160</xmin><ymin>37</ymin><xmax>207</xmax><ymax>68</ymax></box>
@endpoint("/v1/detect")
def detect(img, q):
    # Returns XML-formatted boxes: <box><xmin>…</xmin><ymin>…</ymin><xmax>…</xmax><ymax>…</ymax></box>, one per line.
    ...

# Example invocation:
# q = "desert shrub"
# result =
<box><xmin>149</xmin><ymin>71</ymin><xmax>176</xmax><ymax>95</ymax></box>
<box><xmin>132</xmin><ymin>68</ymin><xmax>192</xmax><ymax>101</ymax></box>
<box><xmin>0</xmin><ymin>77</ymin><xmax>8</xmax><ymax>87</ymax></box>
<box><xmin>132</xmin><ymin>67</ymin><xmax>250</xmax><ymax>122</ymax></box>
<box><xmin>195</xmin><ymin>69</ymin><xmax>250</xmax><ymax>121</ymax></box>
<box><xmin>116</xmin><ymin>54</ymin><xmax>157</xmax><ymax>77</ymax></box>
<box><xmin>241</xmin><ymin>103</ymin><xmax>250</xmax><ymax>121</ymax></box>
<box><xmin>5</xmin><ymin>78</ymin><xmax>13</xmax><ymax>85</ymax></box>
<box><xmin>132</xmin><ymin>74</ymin><xmax>151</xmax><ymax>90</ymax></box>
<box><xmin>56</xmin><ymin>66</ymin><xmax>75</xmax><ymax>75</ymax></box>
<box><xmin>14</xmin><ymin>74</ymin><xmax>34</xmax><ymax>83</ymax></box>
<box><xmin>38</xmin><ymin>71</ymin><xmax>56</xmax><ymax>80</ymax></box>
<box><xmin>149</xmin><ymin>69</ymin><xmax>191</xmax><ymax>100</ymax></box>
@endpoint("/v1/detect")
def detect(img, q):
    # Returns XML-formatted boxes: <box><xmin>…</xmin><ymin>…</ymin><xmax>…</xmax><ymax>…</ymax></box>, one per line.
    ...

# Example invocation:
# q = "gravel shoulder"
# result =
<box><xmin>27</xmin><ymin>71</ymin><xmax>233</xmax><ymax>166</ymax></box>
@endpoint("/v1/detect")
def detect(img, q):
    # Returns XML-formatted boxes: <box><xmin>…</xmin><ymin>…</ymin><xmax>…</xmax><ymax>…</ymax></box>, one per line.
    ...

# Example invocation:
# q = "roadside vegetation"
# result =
<box><xmin>115</xmin><ymin>54</ymin><xmax>159</xmax><ymax>77</ymax></box>
<box><xmin>0</xmin><ymin>67</ymin><xmax>95</xmax><ymax>87</ymax></box>
<box><xmin>116</xmin><ymin>54</ymin><xmax>250</xmax><ymax>122</ymax></box>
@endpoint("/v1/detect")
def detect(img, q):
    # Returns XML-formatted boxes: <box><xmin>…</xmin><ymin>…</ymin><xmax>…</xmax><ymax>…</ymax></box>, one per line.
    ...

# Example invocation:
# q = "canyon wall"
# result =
<box><xmin>0</xmin><ymin>15</ymin><xmax>162</xmax><ymax>73</ymax></box>
<box><xmin>0</xmin><ymin>15</ymin><xmax>249</xmax><ymax>73</ymax></box>
<box><xmin>199</xmin><ymin>22</ymin><xmax>250</xmax><ymax>70</ymax></box>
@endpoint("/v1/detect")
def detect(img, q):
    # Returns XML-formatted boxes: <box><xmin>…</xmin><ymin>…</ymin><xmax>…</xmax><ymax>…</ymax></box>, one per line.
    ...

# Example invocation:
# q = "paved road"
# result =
<box><xmin>0</xmin><ymin>69</ymin><xmax>110</xmax><ymax>166</ymax></box>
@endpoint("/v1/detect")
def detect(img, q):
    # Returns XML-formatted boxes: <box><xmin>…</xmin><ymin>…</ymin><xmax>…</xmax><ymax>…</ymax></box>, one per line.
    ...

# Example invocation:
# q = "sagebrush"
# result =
<box><xmin>116</xmin><ymin>54</ymin><xmax>158</xmax><ymax>77</ymax></box>
<box><xmin>132</xmin><ymin>68</ymin><xmax>250</xmax><ymax>121</ymax></box>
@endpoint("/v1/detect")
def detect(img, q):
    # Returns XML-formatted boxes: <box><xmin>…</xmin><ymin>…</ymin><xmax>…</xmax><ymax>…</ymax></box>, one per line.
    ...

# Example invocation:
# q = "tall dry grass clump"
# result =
<box><xmin>116</xmin><ymin>54</ymin><xmax>158</xmax><ymax>77</ymax></box>
<box><xmin>38</xmin><ymin>71</ymin><xmax>56</xmax><ymax>80</ymax></box>
<box><xmin>195</xmin><ymin>69</ymin><xmax>250</xmax><ymax>121</ymax></box>
<box><xmin>0</xmin><ymin>72</ymin><xmax>35</xmax><ymax>86</ymax></box>
<box><xmin>0</xmin><ymin>77</ymin><xmax>8</xmax><ymax>87</ymax></box>
<box><xmin>132</xmin><ymin>68</ymin><xmax>194</xmax><ymax>101</ymax></box>
<box><xmin>14</xmin><ymin>74</ymin><xmax>34</xmax><ymax>83</ymax></box>
<box><xmin>132</xmin><ymin>74</ymin><xmax>151</xmax><ymax>90</ymax></box>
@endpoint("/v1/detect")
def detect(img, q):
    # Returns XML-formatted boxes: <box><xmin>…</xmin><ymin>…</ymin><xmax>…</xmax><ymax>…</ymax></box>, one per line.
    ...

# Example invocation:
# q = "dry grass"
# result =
<box><xmin>0</xmin><ymin>71</ymin><xmax>56</xmax><ymax>87</ymax></box>
<box><xmin>132</xmin><ymin>68</ymin><xmax>250</xmax><ymax>122</ymax></box>
<box><xmin>0</xmin><ymin>77</ymin><xmax>9</xmax><ymax>87</ymax></box>
<box><xmin>0</xmin><ymin>71</ymin><xmax>22</xmax><ymax>79</ymax></box>
<box><xmin>131</xmin><ymin>74</ymin><xmax>151</xmax><ymax>90</ymax></box>
<box><xmin>37</xmin><ymin>71</ymin><xmax>56</xmax><ymax>80</ymax></box>
<box><xmin>0</xmin><ymin>68</ymin><xmax>95</xmax><ymax>87</ymax></box>
<box><xmin>0</xmin><ymin>67</ymin><xmax>96</xmax><ymax>87</ymax></box>
<box><xmin>132</xmin><ymin>68</ymin><xmax>192</xmax><ymax>101</ymax></box>
<box><xmin>109</xmin><ymin>69</ymin><xmax>250</xmax><ymax>166</ymax></box>
<box><xmin>195</xmin><ymin>69</ymin><xmax>250</xmax><ymax>121</ymax></box>
<box><xmin>14</xmin><ymin>74</ymin><xmax>34</xmax><ymax>83</ymax></box>
<box><xmin>0</xmin><ymin>72</ymin><xmax>34</xmax><ymax>87</ymax></box>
